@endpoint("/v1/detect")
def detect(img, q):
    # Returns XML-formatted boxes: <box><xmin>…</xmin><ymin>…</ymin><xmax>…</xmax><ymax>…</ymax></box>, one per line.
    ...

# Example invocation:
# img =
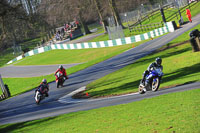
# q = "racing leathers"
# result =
<box><xmin>55</xmin><ymin>68</ymin><xmax>68</xmax><ymax>82</ymax></box>
<box><xmin>141</xmin><ymin>62</ymin><xmax>163</xmax><ymax>85</ymax></box>
<box><xmin>37</xmin><ymin>82</ymin><xmax>49</xmax><ymax>97</ymax></box>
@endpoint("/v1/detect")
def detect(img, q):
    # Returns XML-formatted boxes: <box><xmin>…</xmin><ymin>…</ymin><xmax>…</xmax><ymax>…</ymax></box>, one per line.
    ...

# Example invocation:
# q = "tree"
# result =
<box><xmin>0</xmin><ymin>0</ymin><xmax>27</xmax><ymax>50</ymax></box>
<box><xmin>72</xmin><ymin>0</ymin><xmax>92</xmax><ymax>34</ymax></box>
<box><xmin>93</xmin><ymin>0</ymin><xmax>108</xmax><ymax>33</ymax></box>
<box><xmin>0</xmin><ymin>0</ymin><xmax>51</xmax><ymax>51</ymax></box>
<box><xmin>108</xmin><ymin>0</ymin><xmax>125</xmax><ymax>28</ymax></box>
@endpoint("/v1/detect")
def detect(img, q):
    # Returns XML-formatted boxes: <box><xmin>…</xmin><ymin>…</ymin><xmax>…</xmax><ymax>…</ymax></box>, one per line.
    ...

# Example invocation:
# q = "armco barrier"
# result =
<box><xmin>7</xmin><ymin>22</ymin><xmax>175</xmax><ymax>65</ymax></box>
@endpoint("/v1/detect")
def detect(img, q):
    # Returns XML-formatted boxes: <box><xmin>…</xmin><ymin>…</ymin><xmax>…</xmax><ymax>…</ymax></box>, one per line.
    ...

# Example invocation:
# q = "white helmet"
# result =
<box><xmin>42</xmin><ymin>79</ymin><xmax>47</xmax><ymax>84</ymax></box>
<box><xmin>59</xmin><ymin>65</ymin><xmax>63</xmax><ymax>69</ymax></box>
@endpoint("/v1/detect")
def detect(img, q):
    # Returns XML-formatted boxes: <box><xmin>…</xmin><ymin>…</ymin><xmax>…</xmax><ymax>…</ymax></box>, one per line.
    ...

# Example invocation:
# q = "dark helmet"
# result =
<box><xmin>155</xmin><ymin>57</ymin><xmax>162</xmax><ymax>66</ymax></box>
<box><xmin>59</xmin><ymin>65</ymin><xmax>63</xmax><ymax>69</ymax></box>
<box><xmin>42</xmin><ymin>79</ymin><xmax>47</xmax><ymax>84</ymax></box>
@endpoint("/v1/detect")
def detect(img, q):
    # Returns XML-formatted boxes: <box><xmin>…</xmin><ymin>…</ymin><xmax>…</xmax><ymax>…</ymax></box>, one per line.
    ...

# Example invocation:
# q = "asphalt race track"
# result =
<box><xmin>0</xmin><ymin>63</ymin><xmax>82</xmax><ymax>78</ymax></box>
<box><xmin>0</xmin><ymin>14</ymin><xmax>200</xmax><ymax>125</ymax></box>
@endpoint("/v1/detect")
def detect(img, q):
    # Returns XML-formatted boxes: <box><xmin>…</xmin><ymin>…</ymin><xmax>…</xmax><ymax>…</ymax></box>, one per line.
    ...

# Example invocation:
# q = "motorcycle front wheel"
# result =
<box><xmin>35</xmin><ymin>91</ymin><xmax>41</xmax><ymax>105</ymax></box>
<box><xmin>151</xmin><ymin>78</ymin><xmax>160</xmax><ymax>92</ymax></box>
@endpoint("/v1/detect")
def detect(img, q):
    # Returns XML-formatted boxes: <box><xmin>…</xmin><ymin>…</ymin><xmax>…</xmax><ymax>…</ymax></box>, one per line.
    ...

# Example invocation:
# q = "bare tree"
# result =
<box><xmin>0</xmin><ymin>0</ymin><xmax>51</xmax><ymax>51</ymax></box>
<box><xmin>108</xmin><ymin>0</ymin><xmax>125</xmax><ymax>28</ymax></box>
<box><xmin>93</xmin><ymin>0</ymin><xmax>108</xmax><ymax>33</ymax></box>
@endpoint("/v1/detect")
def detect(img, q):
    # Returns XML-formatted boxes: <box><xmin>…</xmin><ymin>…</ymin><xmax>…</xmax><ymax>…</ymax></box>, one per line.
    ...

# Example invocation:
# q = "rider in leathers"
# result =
<box><xmin>37</xmin><ymin>79</ymin><xmax>49</xmax><ymax>97</ymax></box>
<box><xmin>141</xmin><ymin>57</ymin><xmax>163</xmax><ymax>86</ymax></box>
<box><xmin>55</xmin><ymin>65</ymin><xmax>68</xmax><ymax>84</ymax></box>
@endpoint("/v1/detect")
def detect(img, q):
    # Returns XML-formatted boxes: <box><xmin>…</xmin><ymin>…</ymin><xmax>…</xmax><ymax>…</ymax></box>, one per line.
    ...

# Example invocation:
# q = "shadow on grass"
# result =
<box><xmin>162</xmin><ymin>62</ymin><xmax>200</xmax><ymax>84</ymax></box>
<box><xmin>88</xmin><ymin>74</ymin><xmax>135</xmax><ymax>89</ymax></box>
<box><xmin>0</xmin><ymin>117</ymin><xmax>56</xmax><ymax>132</ymax></box>
<box><xmin>90</xmin><ymin>79</ymin><xmax>141</xmax><ymax>97</ymax></box>
<box><xmin>132</xmin><ymin>46</ymin><xmax>191</xmax><ymax>67</ymax></box>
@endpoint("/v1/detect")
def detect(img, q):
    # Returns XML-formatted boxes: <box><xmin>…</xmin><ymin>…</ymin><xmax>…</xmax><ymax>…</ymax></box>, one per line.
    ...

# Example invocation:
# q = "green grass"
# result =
<box><xmin>14</xmin><ymin>43</ymin><xmax>135</xmax><ymax>66</ymax></box>
<box><xmin>2</xmin><ymin>74</ymin><xmax>54</xmax><ymax>96</ymax></box>
<box><xmin>0</xmin><ymin>37</ymin><xmax>43</xmax><ymax>67</ymax></box>
<box><xmin>0</xmin><ymin>88</ymin><xmax>199</xmax><ymax>132</ymax></box>
<box><xmin>85</xmin><ymin>24</ymin><xmax>200</xmax><ymax>97</ymax></box>
<box><xmin>141</xmin><ymin>2</ymin><xmax>200</xmax><ymax>25</ymax></box>
<box><xmin>0</xmin><ymin>49</ymin><xmax>18</xmax><ymax>67</ymax></box>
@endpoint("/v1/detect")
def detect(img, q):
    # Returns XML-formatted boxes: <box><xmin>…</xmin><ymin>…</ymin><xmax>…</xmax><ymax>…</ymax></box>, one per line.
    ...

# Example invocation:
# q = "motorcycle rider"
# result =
<box><xmin>55</xmin><ymin>65</ymin><xmax>68</xmax><ymax>86</ymax></box>
<box><xmin>141</xmin><ymin>57</ymin><xmax>163</xmax><ymax>87</ymax></box>
<box><xmin>37</xmin><ymin>79</ymin><xmax>49</xmax><ymax>97</ymax></box>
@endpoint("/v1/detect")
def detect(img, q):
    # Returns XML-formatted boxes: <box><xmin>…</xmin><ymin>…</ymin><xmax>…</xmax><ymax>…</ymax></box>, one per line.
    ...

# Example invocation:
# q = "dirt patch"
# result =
<box><xmin>166</xmin><ymin>126</ymin><xmax>173</xmax><ymax>130</ymax></box>
<box><xmin>155</xmin><ymin>40</ymin><xmax>189</xmax><ymax>53</ymax></box>
<box><xmin>72</xmin><ymin>90</ymin><xmax>91</xmax><ymax>99</ymax></box>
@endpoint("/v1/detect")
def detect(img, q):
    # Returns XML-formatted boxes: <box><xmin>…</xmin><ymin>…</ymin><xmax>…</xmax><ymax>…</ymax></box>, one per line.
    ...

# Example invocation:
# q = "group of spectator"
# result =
<box><xmin>55</xmin><ymin>20</ymin><xmax>80</xmax><ymax>41</ymax></box>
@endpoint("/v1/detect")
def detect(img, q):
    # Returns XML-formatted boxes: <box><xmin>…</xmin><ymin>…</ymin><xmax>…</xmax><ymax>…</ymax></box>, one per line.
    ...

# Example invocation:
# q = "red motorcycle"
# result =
<box><xmin>56</xmin><ymin>72</ymin><xmax>66</xmax><ymax>88</ymax></box>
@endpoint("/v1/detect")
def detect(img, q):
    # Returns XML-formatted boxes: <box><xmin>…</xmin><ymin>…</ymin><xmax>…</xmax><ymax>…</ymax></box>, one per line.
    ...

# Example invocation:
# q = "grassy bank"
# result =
<box><xmin>0</xmin><ymin>88</ymin><xmax>199</xmax><ymax>132</ymax></box>
<box><xmin>0</xmin><ymin>37</ymin><xmax>44</xmax><ymax>67</ymax></box>
<box><xmin>85</xmin><ymin>24</ymin><xmax>200</xmax><ymax>97</ymax></box>
<box><xmin>13</xmin><ymin>43</ymin><xmax>134</xmax><ymax>66</ymax></box>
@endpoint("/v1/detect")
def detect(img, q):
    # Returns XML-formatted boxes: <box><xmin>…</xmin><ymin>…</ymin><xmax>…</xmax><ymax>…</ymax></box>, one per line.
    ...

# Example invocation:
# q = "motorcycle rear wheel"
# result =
<box><xmin>138</xmin><ymin>85</ymin><xmax>145</xmax><ymax>94</ymax></box>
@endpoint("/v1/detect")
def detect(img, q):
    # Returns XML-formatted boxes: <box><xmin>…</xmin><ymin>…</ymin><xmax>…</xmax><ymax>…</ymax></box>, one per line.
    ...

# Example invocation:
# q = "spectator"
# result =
<box><xmin>75</xmin><ymin>20</ymin><xmax>80</xmax><ymax>29</ymax></box>
<box><xmin>186</xmin><ymin>8</ymin><xmax>192</xmax><ymax>23</ymax></box>
<box><xmin>66</xmin><ymin>23</ymin><xmax>69</xmax><ymax>29</ymax></box>
<box><xmin>56</xmin><ymin>32</ymin><xmax>61</xmax><ymax>41</ymax></box>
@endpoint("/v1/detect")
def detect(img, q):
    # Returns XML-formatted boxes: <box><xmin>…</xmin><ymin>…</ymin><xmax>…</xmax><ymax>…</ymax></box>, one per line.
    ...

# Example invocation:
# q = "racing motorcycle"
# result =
<box><xmin>138</xmin><ymin>67</ymin><xmax>163</xmax><ymax>94</ymax></box>
<box><xmin>56</xmin><ymin>72</ymin><xmax>66</xmax><ymax>88</ymax></box>
<box><xmin>34</xmin><ymin>85</ymin><xmax>49</xmax><ymax>105</ymax></box>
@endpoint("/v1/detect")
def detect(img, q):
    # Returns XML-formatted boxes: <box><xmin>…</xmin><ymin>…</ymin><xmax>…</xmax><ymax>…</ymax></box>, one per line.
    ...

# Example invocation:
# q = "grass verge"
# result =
<box><xmin>13</xmin><ymin>44</ymin><xmax>133</xmax><ymax>66</ymax></box>
<box><xmin>85</xmin><ymin>24</ymin><xmax>200</xmax><ymax>97</ymax></box>
<box><xmin>0</xmin><ymin>88</ymin><xmax>199</xmax><ymax>132</ymax></box>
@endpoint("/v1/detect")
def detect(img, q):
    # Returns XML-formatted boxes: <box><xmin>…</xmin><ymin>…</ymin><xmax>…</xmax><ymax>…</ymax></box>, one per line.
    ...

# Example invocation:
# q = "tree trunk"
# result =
<box><xmin>79</xmin><ymin>13</ymin><xmax>91</xmax><ymax>35</ymax></box>
<box><xmin>94</xmin><ymin>0</ymin><xmax>107</xmax><ymax>33</ymax></box>
<box><xmin>108</xmin><ymin>0</ymin><xmax>125</xmax><ymax>29</ymax></box>
<box><xmin>27</xmin><ymin>0</ymin><xmax>33</xmax><ymax>15</ymax></box>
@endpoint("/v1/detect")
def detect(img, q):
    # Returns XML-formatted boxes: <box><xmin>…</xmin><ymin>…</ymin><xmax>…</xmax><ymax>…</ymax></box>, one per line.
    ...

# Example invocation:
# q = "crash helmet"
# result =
<box><xmin>59</xmin><ymin>65</ymin><xmax>63</xmax><ymax>70</ymax></box>
<box><xmin>155</xmin><ymin>57</ymin><xmax>162</xmax><ymax>66</ymax></box>
<box><xmin>42</xmin><ymin>79</ymin><xmax>47</xmax><ymax>84</ymax></box>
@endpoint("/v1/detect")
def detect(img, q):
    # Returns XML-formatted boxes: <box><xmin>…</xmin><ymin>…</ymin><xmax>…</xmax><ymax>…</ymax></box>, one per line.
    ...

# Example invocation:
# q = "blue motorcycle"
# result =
<box><xmin>138</xmin><ymin>67</ymin><xmax>163</xmax><ymax>94</ymax></box>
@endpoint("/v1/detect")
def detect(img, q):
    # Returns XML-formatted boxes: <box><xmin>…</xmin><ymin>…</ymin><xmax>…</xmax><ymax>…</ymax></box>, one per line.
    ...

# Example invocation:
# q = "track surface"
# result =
<box><xmin>0</xmin><ymin>14</ymin><xmax>200</xmax><ymax>125</ymax></box>
<box><xmin>0</xmin><ymin>63</ymin><xmax>82</xmax><ymax>78</ymax></box>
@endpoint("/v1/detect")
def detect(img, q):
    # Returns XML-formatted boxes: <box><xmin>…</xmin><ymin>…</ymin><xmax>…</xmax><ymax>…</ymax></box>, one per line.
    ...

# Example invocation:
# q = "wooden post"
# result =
<box><xmin>0</xmin><ymin>74</ymin><xmax>8</xmax><ymax>98</ymax></box>
<box><xmin>195</xmin><ymin>37</ymin><xmax>200</xmax><ymax>50</ymax></box>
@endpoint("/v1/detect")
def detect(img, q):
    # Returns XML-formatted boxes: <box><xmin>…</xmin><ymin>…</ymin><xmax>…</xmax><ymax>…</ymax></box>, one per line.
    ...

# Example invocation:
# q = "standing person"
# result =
<box><xmin>186</xmin><ymin>8</ymin><xmax>192</xmax><ymax>23</ymax></box>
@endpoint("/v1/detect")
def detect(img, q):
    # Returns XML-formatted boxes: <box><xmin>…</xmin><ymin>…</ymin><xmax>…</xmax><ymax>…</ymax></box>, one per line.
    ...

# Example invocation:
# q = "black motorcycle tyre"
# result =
<box><xmin>151</xmin><ymin>77</ymin><xmax>160</xmax><ymax>92</ymax></box>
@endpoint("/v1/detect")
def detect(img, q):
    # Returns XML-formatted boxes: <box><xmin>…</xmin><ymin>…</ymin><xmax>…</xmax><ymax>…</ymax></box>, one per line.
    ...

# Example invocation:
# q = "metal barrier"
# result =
<box><xmin>130</xmin><ymin>22</ymin><xmax>164</xmax><ymax>33</ymax></box>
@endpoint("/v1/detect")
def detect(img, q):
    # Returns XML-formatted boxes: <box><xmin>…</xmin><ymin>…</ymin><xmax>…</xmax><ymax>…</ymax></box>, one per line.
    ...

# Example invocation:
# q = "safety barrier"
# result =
<box><xmin>7</xmin><ymin>22</ymin><xmax>175</xmax><ymax>65</ymax></box>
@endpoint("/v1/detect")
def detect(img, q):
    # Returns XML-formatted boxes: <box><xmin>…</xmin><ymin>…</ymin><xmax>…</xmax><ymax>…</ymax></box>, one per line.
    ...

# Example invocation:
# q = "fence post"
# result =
<box><xmin>0</xmin><ymin>74</ymin><xmax>9</xmax><ymax>98</ymax></box>
<box><xmin>195</xmin><ymin>37</ymin><xmax>200</xmax><ymax>49</ymax></box>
